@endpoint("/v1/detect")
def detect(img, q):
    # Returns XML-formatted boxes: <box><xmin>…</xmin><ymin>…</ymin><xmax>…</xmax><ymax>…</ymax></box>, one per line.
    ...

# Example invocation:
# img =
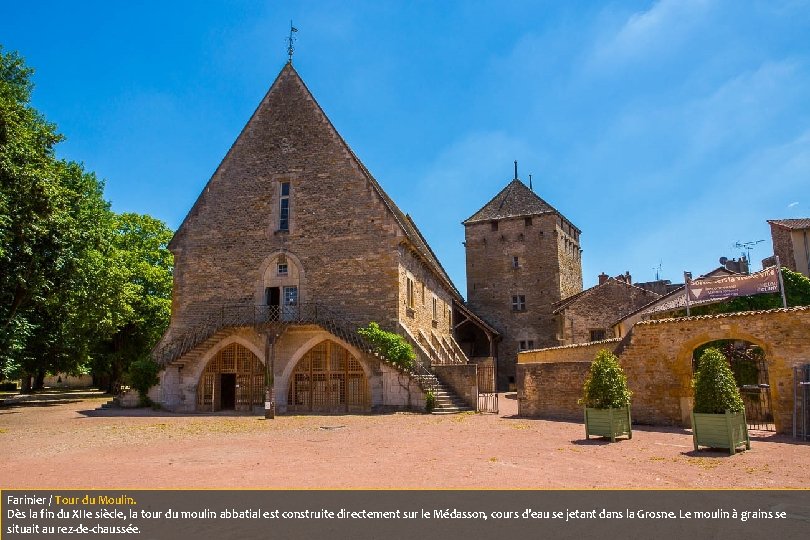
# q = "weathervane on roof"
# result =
<box><xmin>287</xmin><ymin>21</ymin><xmax>298</xmax><ymax>63</ymax></box>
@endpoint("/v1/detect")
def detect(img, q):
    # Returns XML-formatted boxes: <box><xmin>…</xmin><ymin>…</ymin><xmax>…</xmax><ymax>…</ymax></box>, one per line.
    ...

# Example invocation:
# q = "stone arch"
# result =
<box><xmin>196</xmin><ymin>341</ymin><xmax>265</xmax><ymax>412</ymax></box>
<box><xmin>674</xmin><ymin>330</ymin><xmax>775</xmax><ymax>384</ymax></box>
<box><xmin>255</xmin><ymin>250</ymin><xmax>306</xmax><ymax>307</ymax></box>
<box><xmin>282</xmin><ymin>337</ymin><xmax>370</xmax><ymax>413</ymax></box>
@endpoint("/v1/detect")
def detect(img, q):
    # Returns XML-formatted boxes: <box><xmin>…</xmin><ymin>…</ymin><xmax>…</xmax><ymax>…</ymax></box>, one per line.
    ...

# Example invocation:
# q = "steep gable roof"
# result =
<box><xmin>463</xmin><ymin>179</ymin><xmax>569</xmax><ymax>227</ymax></box>
<box><xmin>170</xmin><ymin>62</ymin><xmax>461</xmax><ymax>299</ymax></box>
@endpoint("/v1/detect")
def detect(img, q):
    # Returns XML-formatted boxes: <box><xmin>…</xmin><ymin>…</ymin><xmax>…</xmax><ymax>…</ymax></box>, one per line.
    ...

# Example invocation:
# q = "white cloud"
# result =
<box><xmin>588</xmin><ymin>0</ymin><xmax>712</xmax><ymax>69</ymax></box>
<box><xmin>789</xmin><ymin>201</ymin><xmax>800</xmax><ymax>207</ymax></box>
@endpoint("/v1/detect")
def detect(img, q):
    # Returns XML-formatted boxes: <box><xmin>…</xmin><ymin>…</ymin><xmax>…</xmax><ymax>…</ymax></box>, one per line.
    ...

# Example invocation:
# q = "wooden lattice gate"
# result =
<box><xmin>477</xmin><ymin>364</ymin><xmax>498</xmax><ymax>413</ymax></box>
<box><xmin>287</xmin><ymin>340</ymin><xmax>370</xmax><ymax>413</ymax></box>
<box><xmin>197</xmin><ymin>343</ymin><xmax>265</xmax><ymax>412</ymax></box>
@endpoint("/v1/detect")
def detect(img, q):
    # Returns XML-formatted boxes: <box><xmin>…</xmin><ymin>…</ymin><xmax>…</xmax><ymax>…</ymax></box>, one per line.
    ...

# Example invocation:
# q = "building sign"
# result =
<box><xmin>687</xmin><ymin>267</ymin><xmax>779</xmax><ymax>302</ymax></box>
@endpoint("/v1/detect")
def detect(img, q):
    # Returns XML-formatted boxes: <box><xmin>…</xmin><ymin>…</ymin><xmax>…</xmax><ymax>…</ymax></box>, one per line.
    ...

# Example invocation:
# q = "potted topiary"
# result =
<box><xmin>691</xmin><ymin>347</ymin><xmax>750</xmax><ymax>455</ymax></box>
<box><xmin>580</xmin><ymin>349</ymin><xmax>632</xmax><ymax>442</ymax></box>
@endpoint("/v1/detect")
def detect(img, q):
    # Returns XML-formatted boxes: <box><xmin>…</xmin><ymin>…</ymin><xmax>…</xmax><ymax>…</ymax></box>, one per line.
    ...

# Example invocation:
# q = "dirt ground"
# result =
<box><xmin>1</xmin><ymin>390</ymin><xmax>808</xmax><ymax>489</ymax></box>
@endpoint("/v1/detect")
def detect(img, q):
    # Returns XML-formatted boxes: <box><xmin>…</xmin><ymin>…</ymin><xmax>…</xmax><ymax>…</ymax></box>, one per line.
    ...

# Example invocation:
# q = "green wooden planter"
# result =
<box><xmin>584</xmin><ymin>407</ymin><xmax>632</xmax><ymax>442</ymax></box>
<box><xmin>692</xmin><ymin>411</ymin><xmax>750</xmax><ymax>455</ymax></box>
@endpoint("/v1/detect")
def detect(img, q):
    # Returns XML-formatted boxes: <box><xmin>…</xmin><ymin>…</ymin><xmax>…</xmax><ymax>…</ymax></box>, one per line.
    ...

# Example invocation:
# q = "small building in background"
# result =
<box><xmin>767</xmin><ymin>218</ymin><xmax>810</xmax><ymax>277</ymax></box>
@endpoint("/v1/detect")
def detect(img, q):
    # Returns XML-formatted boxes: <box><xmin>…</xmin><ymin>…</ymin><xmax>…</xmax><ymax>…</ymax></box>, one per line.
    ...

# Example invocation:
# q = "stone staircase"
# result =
<box><xmin>413</xmin><ymin>373</ymin><xmax>474</xmax><ymax>414</ymax></box>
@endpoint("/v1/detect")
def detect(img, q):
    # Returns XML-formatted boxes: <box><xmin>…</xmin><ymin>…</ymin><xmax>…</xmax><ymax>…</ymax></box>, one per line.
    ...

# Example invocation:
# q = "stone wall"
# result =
<box><xmin>517</xmin><ymin>362</ymin><xmax>591</xmax><ymax>420</ymax></box>
<box><xmin>556</xmin><ymin>280</ymin><xmax>659</xmax><ymax>345</ymax></box>
<box><xmin>163</xmin><ymin>65</ymin><xmax>431</xmax><ymax>348</ymax></box>
<box><xmin>465</xmin><ymin>212</ymin><xmax>582</xmax><ymax>389</ymax></box>
<box><xmin>517</xmin><ymin>340</ymin><xmax>621</xmax><ymax>419</ymax></box>
<box><xmin>433</xmin><ymin>364</ymin><xmax>478</xmax><ymax>409</ymax></box>
<box><xmin>770</xmin><ymin>223</ymin><xmax>796</xmax><ymax>272</ymax></box>
<box><xmin>398</xmin><ymin>245</ymin><xmax>456</xmax><ymax>343</ymax></box>
<box><xmin>517</xmin><ymin>307</ymin><xmax>810</xmax><ymax>435</ymax></box>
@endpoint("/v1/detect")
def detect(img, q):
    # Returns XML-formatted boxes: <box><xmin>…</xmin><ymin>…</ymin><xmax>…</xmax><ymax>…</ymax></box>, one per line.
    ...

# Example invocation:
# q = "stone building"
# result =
<box><xmin>767</xmin><ymin>218</ymin><xmax>810</xmax><ymax>277</ymax></box>
<box><xmin>464</xmin><ymin>176</ymin><xmax>583</xmax><ymax>389</ymax></box>
<box><xmin>553</xmin><ymin>276</ymin><xmax>660</xmax><ymax>345</ymax></box>
<box><xmin>153</xmin><ymin>62</ymin><xmax>491</xmax><ymax>413</ymax></box>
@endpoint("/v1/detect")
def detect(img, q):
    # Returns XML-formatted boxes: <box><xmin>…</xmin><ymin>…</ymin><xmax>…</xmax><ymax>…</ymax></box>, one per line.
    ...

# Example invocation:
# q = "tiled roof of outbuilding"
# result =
<box><xmin>768</xmin><ymin>218</ymin><xmax>810</xmax><ymax>230</ymax></box>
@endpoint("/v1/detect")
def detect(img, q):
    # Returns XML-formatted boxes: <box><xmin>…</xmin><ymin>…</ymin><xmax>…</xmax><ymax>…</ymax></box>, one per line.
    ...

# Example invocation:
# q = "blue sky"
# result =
<box><xmin>3</xmin><ymin>0</ymin><xmax>809</xmax><ymax>295</ymax></box>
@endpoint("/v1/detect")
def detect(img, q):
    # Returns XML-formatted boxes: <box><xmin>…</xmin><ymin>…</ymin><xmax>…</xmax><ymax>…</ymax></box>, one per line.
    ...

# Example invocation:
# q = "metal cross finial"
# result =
<box><xmin>287</xmin><ymin>21</ymin><xmax>298</xmax><ymax>63</ymax></box>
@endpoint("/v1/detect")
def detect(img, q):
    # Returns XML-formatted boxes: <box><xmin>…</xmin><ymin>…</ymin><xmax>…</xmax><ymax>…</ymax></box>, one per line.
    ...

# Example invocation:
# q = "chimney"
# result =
<box><xmin>598</xmin><ymin>272</ymin><xmax>609</xmax><ymax>285</ymax></box>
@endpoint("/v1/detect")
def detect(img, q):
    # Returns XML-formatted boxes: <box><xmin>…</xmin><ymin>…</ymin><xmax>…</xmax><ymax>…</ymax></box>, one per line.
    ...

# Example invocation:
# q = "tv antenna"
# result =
<box><xmin>652</xmin><ymin>261</ymin><xmax>662</xmax><ymax>281</ymax></box>
<box><xmin>733</xmin><ymin>240</ymin><xmax>764</xmax><ymax>264</ymax></box>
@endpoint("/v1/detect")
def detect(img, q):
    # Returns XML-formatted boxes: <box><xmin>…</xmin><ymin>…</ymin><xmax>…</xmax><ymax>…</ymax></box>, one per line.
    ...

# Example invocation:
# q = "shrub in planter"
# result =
<box><xmin>692</xmin><ymin>347</ymin><xmax>750</xmax><ymax>454</ymax></box>
<box><xmin>580</xmin><ymin>349</ymin><xmax>632</xmax><ymax>442</ymax></box>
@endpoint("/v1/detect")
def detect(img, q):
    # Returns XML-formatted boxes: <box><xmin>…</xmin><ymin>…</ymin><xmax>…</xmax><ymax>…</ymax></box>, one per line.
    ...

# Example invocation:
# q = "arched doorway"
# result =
<box><xmin>197</xmin><ymin>343</ymin><xmax>265</xmax><ymax>412</ymax></box>
<box><xmin>692</xmin><ymin>340</ymin><xmax>773</xmax><ymax>430</ymax></box>
<box><xmin>287</xmin><ymin>340</ymin><xmax>369</xmax><ymax>413</ymax></box>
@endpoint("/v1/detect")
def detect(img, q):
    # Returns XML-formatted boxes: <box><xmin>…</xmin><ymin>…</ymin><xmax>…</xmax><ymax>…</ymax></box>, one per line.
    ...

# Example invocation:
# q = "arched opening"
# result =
<box><xmin>197</xmin><ymin>343</ymin><xmax>265</xmax><ymax>412</ymax></box>
<box><xmin>259</xmin><ymin>252</ymin><xmax>303</xmax><ymax>321</ymax></box>
<box><xmin>287</xmin><ymin>340</ymin><xmax>369</xmax><ymax>413</ymax></box>
<box><xmin>692</xmin><ymin>340</ymin><xmax>773</xmax><ymax>431</ymax></box>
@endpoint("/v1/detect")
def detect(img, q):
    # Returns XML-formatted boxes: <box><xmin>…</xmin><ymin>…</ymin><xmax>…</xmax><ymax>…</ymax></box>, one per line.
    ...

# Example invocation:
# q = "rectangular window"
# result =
<box><xmin>277</xmin><ymin>263</ymin><xmax>288</xmax><ymax>276</ymax></box>
<box><xmin>512</xmin><ymin>256</ymin><xmax>520</xmax><ymax>269</ymax></box>
<box><xmin>283</xmin><ymin>286</ymin><xmax>298</xmax><ymax>306</ymax></box>
<box><xmin>524</xmin><ymin>217</ymin><xmax>533</xmax><ymax>227</ymax></box>
<box><xmin>518</xmin><ymin>340</ymin><xmax>535</xmax><ymax>351</ymax></box>
<box><xmin>590</xmin><ymin>329</ymin><xmax>607</xmax><ymax>342</ymax></box>
<box><xmin>511</xmin><ymin>295</ymin><xmax>526</xmax><ymax>311</ymax></box>
<box><xmin>279</xmin><ymin>182</ymin><xmax>290</xmax><ymax>231</ymax></box>
<box><xmin>432</xmin><ymin>296</ymin><xmax>438</xmax><ymax>321</ymax></box>
<box><xmin>406</xmin><ymin>277</ymin><xmax>415</xmax><ymax>309</ymax></box>
<box><xmin>490</xmin><ymin>221</ymin><xmax>498</xmax><ymax>231</ymax></box>
<box><xmin>421</xmin><ymin>283</ymin><xmax>425</xmax><ymax>305</ymax></box>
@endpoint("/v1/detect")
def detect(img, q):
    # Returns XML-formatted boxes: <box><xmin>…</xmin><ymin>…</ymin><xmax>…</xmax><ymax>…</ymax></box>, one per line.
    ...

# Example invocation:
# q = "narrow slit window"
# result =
<box><xmin>279</xmin><ymin>182</ymin><xmax>290</xmax><ymax>231</ymax></box>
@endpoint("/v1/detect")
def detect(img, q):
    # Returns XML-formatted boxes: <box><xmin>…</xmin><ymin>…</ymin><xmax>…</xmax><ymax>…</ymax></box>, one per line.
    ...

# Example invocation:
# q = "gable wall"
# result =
<box><xmin>557</xmin><ymin>282</ymin><xmax>659</xmax><ymax>345</ymax></box>
<box><xmin>166</xmin><ymin>67</ymin><xmax>403</xmax><ymax>341</ymax></box>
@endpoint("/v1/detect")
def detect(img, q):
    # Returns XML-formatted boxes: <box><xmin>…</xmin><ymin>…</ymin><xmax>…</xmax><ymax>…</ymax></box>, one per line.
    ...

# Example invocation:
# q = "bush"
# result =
<box><xmin>425</xmin><ymin>390</ymin><xmax>436</xmax><ymax>413</ymax></box>
<box><xmin>692</xmin><ymin>348</ymin><xmax>744</xmax><ymax>414</ymax></box>
<box><xmin>127</xmin><ymin>358</ymin><xmax>160</xmax><ymax>407</ymax></box>
<box><xmin>357</xmin><ymin>322</ymin><xmax>416</xmax><ymax>370</ymax></box>
<box><xmin>580</xmin><ymin>349</ymin><xmax>631</xmax><ymax>409</ymax></box>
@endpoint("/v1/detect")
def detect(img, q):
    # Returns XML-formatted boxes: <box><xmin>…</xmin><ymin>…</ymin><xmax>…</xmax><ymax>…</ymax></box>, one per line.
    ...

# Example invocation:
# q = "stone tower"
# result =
<box><xmin>463</xmin><ymin>176</ymin><xmax>583</xmax><ymax>389</ymax></box>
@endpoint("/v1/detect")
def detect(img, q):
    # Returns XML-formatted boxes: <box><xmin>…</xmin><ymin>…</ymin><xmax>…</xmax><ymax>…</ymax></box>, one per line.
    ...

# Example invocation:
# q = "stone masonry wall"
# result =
<box><xmin>517</xmin><ymin>362</ymin><xmax>591</xmax><ymax>420</ymax></box>
<box><xmin>517</xmin><ymin>340</ymin><xmax>621</xmax><ymax>419</ymax></box>
<box><xmin>433</xmin><ymin>364</ymin><xmax>478</xmax><ymax>409</ymax></box>
<box><xmin>465</xmin><ymin>212</ymin><xmax>582</xmax><ymax>389</ymax></box>
<box><xmin>397</xmin><ymin>246</ymin><xmax>456</xmax><ymax>344</ymax></box>
<box><xmin>770</xmin><ymin>223</ymin><xmax>796</xmax><ymax>272</ymax></box>
<box><xmin>557</xmin><ymin>281</ymin><xmax>659</xmax><ymax>345</ymax></box>
<box><xmin>165</xmin><ymin>66</ymin><xmax>403</xmax><ymax>347</ymax></box>
<box><xmin>517</xmin><ymin>307</ymin><xmax>810</xmax><ymax>434</ymax></box>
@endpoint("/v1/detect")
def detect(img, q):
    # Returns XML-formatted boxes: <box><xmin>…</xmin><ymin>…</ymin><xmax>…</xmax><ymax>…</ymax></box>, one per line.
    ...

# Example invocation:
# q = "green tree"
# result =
<box><xmin>93</xmin><ymin>213</ymin><xmax>173</xmax><ymax>391</ymax></box>
<box><xmin>0</xmin><ymin>47</ymin><xmax>112</xmax><ymax>388</ymax></box>
<box><xmin>686</xmin><ymin>268</ymin><xmax>810</xmax><ymax>317</ymax></box>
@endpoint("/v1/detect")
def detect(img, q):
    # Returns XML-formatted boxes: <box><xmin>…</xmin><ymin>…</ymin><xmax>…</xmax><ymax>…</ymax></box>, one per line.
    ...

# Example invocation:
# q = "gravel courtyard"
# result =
<box><xmin>1</xmin><ymin>390</ymin><xmax>808</xmax><ymax>489</ymax></box>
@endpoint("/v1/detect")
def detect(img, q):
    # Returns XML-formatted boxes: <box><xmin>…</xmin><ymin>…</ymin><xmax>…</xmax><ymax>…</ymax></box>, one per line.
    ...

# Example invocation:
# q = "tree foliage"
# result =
<box><xmin>686</xmin><ymin>268</ymin><xmax>810</xmax><ymax>317</ymax></box>
<box><xmin>357</xmin><ymin>322</ymin><xmax>416</xmax><ymax>370</ymax></box>
<box><xmin>580</xmin><ymin>349</ymin><xmax>632</xmax><ymax>409</ymax></box>
<box><xmin>0</xmin><ymin>47</ymin><xmax>173</xmax><ymax>392</ymax></box>
<box><xmin>692</xmin><ymin>348</ymin><xmax>745</xmax><ymax>414</ymax></box>
<box><xmin>127</xmin><ymin>357</ymin><xmax>161</xmax><ymax>407</ymax></box>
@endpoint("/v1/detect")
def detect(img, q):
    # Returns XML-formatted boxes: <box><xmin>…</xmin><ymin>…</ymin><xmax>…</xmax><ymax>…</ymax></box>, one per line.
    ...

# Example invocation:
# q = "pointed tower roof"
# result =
<box><xmin>463</xmin><ymin>178</ymin><xmax>569</xmax><ymax>226</ymax></box>
<box><xmin>170</xmin><ymin>62</ymin><xmax>462</xmax><ymax>299</ymax></box>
